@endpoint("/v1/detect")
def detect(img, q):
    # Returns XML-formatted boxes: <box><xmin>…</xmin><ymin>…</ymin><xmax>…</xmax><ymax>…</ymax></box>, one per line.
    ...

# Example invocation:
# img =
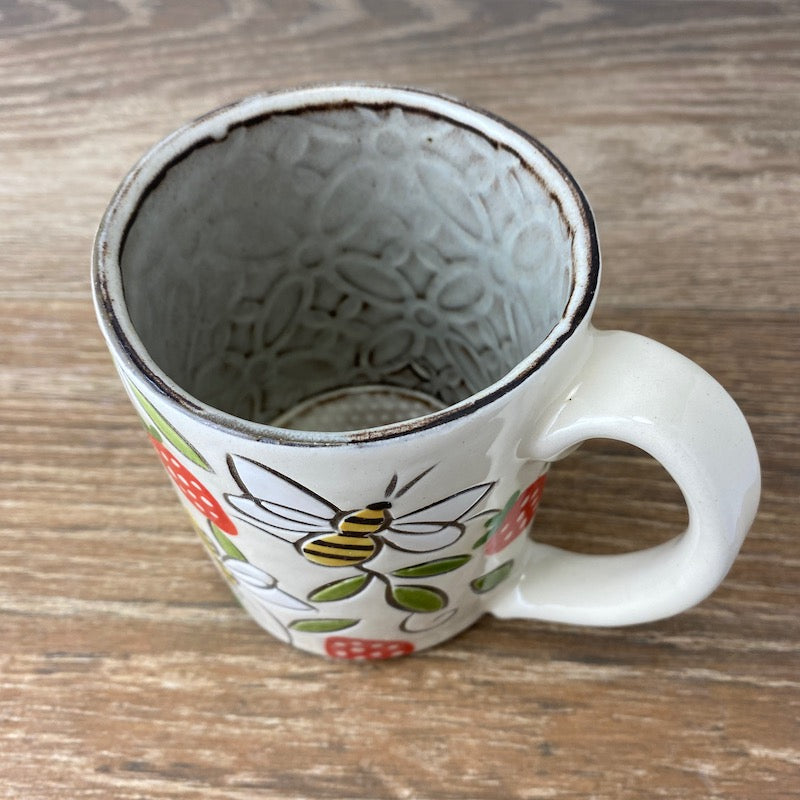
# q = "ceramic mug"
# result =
<box><xmin>92</xmin><ymin>85</ymin><xmax>760</xmax><ymax>660</ymax></box>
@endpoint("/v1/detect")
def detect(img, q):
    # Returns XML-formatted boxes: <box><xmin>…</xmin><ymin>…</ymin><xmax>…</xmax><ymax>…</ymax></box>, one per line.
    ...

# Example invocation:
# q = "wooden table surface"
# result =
<box><xmin>2</xmin><ymin>2</ymin><xmax>798</xmax><ymax>798</ymax></box>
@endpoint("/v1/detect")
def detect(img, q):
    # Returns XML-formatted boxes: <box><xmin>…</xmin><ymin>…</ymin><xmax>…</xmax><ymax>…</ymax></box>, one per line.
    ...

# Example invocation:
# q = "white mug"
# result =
<box><xmin>92</xmin><ymin>85</ymin><xmax>760</xmax><ymax>660</ymax></box>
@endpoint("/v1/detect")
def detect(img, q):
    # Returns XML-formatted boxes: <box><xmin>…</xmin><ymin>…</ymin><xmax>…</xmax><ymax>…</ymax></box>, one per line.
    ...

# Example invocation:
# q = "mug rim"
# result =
<box><xmin>92</xmin><ymin>83</ymin><xmax>600</xmax><ymax>446</ymax></box>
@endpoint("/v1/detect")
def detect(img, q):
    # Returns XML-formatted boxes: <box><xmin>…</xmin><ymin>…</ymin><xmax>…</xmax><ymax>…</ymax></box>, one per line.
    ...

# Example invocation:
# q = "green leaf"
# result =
<box><xmin>308</xmin><ymin>574</ymin><xmax>371</xmax><ymax>602</ymax></box>
<box><xmin>474</xmin><ymin>491</ymin><xmax>519</xmax><ymax>549</ymax></box>
<box><xmin>146</xmin><ymin>424</ymin><xmax>162</xmax><ymax>442</ymax></box>
<box><xmin>471</xmin><ymin>560</ymin><xmax>514</xmax><ymax>594</ymax></box>
<box><xmin>472</xmin><ymin>526</ymin><xmax>492</xmax><ymax>550</ymax></box>
<box><xmin>129</xmin><ymin>382</ymin><xmax>210</xmax><ymax>471</ymax></box>
<box><xmin>210</xmin><ymin>522</ymin><xmax>246</xmax><ymax>561</ymax></box>
<box><xmin>390</xmin><ymin>584</ymin><xmax>447</xmax><ymax>613</ymax></box>
<box><xmin>391</xmin><ymin>554</ymin><xmax>472</xmax><ymax>578</ymax></box>
<box><xmin>289</xmin><ymin>618</ymin><xmax>359</xmax><ymax>633</ymax></box>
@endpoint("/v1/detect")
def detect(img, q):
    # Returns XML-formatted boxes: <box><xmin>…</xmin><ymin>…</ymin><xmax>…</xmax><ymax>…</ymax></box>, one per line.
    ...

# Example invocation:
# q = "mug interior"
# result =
<box><xmin>107</xmin><ymin>89</ymin><xmax>593</xmax><ymax>434</ymax></box>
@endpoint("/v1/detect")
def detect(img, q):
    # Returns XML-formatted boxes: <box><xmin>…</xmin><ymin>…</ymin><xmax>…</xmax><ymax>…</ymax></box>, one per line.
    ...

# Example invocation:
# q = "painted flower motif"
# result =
<box><xmin>223</xmin><ymin>558</ymin><xmax>312</xmax><ymax>612</ymax></box>
<box><xmin>194</xmin><ymin>520</ymin><xmax>312</xmax><ymax>644</ymax></box>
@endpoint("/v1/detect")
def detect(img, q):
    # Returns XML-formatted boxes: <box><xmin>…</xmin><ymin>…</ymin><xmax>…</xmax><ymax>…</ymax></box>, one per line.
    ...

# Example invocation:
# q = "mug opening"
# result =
<box><xmin>93</xmin><ymin>85</ymin><xmax>599</xmax><ymax>444</ymax></box>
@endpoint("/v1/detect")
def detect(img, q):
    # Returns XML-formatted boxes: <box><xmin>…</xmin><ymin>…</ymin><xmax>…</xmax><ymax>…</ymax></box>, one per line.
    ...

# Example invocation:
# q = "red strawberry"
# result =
<box><xmin>324</xmin><ymin>636</ymin><xmax>415</xmax><ymax>660</ymax></box>
<box><xmin>149</xmin><ymin>437</ymin><xmax>237</xmax><ymax>536</ymax></box>
<box><xmin>485</xmin><ymin>475</ymin><xmax>546</xmax><ymax>555</ymax></box>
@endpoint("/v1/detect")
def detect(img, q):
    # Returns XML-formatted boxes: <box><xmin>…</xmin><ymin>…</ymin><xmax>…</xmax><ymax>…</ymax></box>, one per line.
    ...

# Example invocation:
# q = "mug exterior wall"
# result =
<box><xmin>111</xmin><ymin>316</ymin><xmax>594</xmax><ymax>659</ymax></box>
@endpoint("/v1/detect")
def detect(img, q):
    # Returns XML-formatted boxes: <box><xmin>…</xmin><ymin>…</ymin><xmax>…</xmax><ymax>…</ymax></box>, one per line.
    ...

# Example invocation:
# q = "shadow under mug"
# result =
<box><xmin>93</xmin><ymin>85</ymin><xmax>760</xmax><ymax>660</ymax></box>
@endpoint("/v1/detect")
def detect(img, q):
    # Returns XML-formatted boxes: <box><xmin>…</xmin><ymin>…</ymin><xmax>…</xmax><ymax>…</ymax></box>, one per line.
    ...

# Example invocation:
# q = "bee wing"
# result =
<box><xmin>225</xmin><ymin>494</ymin><xmax>331</xmax><ymax>539</ymax></box>
<box><xmin>227</xmin><ymin>455</ymin><xmax>338</xmax><ymax>519</ymax></box>
<box><xmin>382</xmin><ymin>482</ymin><xmax>493</xmax><ymax>552</ymax></box>
<box><xmin>393</xmin><ymin>482</ymin><xmax>494</xmax><ymax>529</ymax></box>
<box><xmin>382</xmin><ymin>523</ymin><xmax>464</xmax><ymax>553</ymax></box>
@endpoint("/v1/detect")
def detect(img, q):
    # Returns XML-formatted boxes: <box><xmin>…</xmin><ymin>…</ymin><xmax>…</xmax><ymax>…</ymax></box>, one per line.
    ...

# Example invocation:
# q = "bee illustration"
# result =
<box><xmin>224</xmin><ymin>455</ymin><xmax>493</xmax><ymax>568</ymax></box>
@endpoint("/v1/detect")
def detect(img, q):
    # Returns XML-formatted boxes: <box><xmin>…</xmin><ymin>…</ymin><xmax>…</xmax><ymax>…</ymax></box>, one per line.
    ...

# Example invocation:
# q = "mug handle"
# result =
<box><xmin>489</xmin><ymin>329</ymin><xmax>760</xmax><ymax>626</ymax></box>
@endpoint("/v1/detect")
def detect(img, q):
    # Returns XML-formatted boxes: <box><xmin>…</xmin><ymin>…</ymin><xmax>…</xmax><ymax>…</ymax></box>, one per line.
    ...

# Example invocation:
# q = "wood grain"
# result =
<box><xmin>1</xmin><ymin>2</ymin><xmax>798</xmax><ymax>798</ymax></box>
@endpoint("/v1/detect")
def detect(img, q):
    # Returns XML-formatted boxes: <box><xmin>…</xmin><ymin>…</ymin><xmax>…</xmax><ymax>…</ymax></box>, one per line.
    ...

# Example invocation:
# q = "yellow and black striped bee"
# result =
<box><xmin>301</xmin><ymin>501</ymin><xmax>392</xmax><ymax>567</ymax></box>
<box><xmin>224</xmin><ymin>455</ymin><xmax>493</xmax><ymax>568</ymax></box>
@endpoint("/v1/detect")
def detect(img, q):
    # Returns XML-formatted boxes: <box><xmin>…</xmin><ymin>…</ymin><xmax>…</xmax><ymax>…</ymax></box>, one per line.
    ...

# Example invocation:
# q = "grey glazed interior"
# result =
<box><xmin>120</xmin><ymin>104</ymin><xmax>574</xmax><ymax>425</ymax></box>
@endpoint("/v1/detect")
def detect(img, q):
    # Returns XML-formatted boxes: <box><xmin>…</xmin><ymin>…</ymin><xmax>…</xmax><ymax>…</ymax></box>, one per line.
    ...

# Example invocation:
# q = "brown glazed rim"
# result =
<box><xmin>92</xmin><ymin>84</ymin><xmax>600</xmax><ymax>447</ymax></box>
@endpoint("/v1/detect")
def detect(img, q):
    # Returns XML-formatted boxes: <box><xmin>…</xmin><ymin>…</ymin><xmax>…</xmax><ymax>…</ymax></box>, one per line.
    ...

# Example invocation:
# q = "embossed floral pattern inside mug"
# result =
<box><xmin>120</xmin><ymin>103</ymin><xmax>573</xmax><ymax>429</ymax></box>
